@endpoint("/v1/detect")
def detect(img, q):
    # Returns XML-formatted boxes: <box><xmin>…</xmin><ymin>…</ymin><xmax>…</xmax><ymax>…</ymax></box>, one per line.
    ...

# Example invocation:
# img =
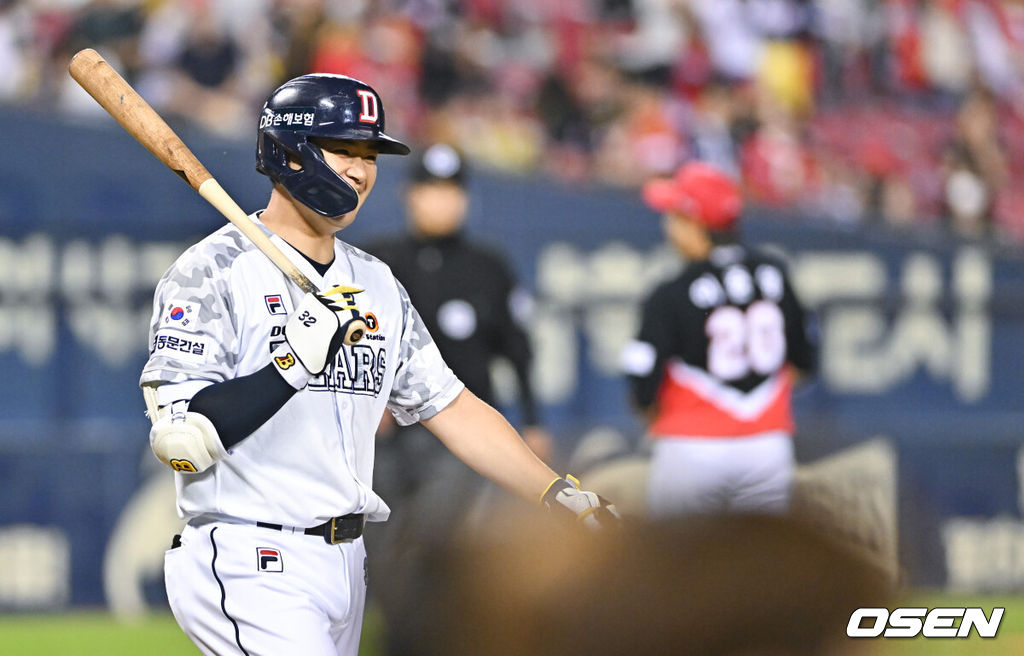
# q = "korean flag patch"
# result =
<box><xmin>162</xmin><ymin>299</ymin><xmax>199</xmax><ymax>329</ymax></box>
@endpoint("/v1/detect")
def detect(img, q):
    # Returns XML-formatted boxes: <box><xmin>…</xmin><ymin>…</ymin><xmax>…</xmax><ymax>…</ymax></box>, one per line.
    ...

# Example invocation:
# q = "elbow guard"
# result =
<box><xmin>150</xmin><ymin>403</ymin><xmax>227</xmax><ymax>474</ymax></box>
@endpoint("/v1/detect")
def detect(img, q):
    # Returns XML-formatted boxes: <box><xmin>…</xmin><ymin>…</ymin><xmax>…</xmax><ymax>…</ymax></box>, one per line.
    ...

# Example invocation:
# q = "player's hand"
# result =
<box><xmin>272</xmin><ymin>293</ymin><xmax>358</xmax><ymax>388</ymax></box>
<box><xmin>541</xmin><ymin>475</ymin><xmax>620</xmax><ymax>530</ymax></box>
<box><xmin>320</xmin><ymin>286</ymin><xmax>368</xmax><ymax>347</ymax></box>
<box><xmin>287</xmin><ymin>293</ymin><xmax>349</xmax><ymax>374</ymax></box>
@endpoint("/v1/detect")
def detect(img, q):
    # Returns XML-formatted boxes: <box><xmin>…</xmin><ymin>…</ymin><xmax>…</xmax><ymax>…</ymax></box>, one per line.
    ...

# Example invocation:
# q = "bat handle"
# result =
<box><xmin>197</xmin><ymin>179</ymin><xmax>317</xmax><ymax>295</ymax></box>
<box><xmin>143</xmin><ymin>385</ymin><xmax>160</xmax><ymax>425</ymax></box>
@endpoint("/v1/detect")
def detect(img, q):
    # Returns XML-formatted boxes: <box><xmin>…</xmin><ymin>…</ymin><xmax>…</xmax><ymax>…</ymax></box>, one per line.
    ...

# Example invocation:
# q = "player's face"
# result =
<box><xmin>663</xmin><ymin>211</ymin><xmax>712</xmax><ymax>260</ymax></box>
<box><xmin>405</xmin><ymin>181</ymin><xmax>468</xmax><ymax>237</ymax></box>
<box><xmin>298</xmin><ymin>139</ymin><xmax>379</xmax><ymax>234</ymax></box>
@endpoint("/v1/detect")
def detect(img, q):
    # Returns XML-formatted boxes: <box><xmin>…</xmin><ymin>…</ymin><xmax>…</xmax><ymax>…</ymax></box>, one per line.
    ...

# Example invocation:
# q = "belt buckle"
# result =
<box><xmin>327</xmin><ymin>516</ymin><xmax>360</xmax><ymax>544</ymax></box>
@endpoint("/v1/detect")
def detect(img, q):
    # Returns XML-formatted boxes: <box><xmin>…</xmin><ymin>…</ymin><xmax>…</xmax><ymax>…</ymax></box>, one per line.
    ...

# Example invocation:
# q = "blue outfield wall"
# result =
<box><xmin>1</xmin><ymin>109</ymin><xmax>1023</xmax><ymax>607</ymax></box>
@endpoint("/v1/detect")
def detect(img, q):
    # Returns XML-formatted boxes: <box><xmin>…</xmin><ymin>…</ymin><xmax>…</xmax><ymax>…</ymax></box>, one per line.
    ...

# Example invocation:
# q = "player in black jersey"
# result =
<box><xmin>622</xmin><ymin>161</ymin><xmax>816</xmax><ymax>516</ymax></box>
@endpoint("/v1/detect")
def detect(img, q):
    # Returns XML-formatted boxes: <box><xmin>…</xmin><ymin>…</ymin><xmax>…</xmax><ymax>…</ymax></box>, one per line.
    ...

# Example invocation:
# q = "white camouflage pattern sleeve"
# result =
<box><xmin>139</xmin><ymin>234</ymin><xmax>242</xmax><ymax>393</ymax></box>
<box><xmin>387</xmin><ymin>279</ymin><xmax>464</xmax><ymax>426</ymax></box>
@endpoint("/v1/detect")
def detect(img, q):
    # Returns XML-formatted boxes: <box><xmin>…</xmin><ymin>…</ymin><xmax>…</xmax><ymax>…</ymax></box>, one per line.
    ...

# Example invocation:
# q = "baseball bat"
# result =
<box><xmin>69</xmin><ymin>48</ymin><xmax>367</xmax><ymax>344</ymax></box>
<box><xmin>68</xmin><ymin>48</ymin><xmax>316</xmax><ymax>293</ymax></box>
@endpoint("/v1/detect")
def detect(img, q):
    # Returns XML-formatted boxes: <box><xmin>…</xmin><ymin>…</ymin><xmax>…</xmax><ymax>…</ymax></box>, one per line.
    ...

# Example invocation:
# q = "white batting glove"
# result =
<box><xmin>541</xmin><ymin>475</ymin><xmax>621</xmax><ymax>530</ymax></box>
<box><xmin>272</xmin><ymin>292</ymin><xmax>362</xmax><ymax>389</ymax></box>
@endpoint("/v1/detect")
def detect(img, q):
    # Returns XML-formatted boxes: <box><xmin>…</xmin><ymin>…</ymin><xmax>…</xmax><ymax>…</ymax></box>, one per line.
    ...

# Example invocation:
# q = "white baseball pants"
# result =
<box><xmin>164</xmin><ymin>522</ymin><xmax>367</xmax><ymax>656</ymax></box>
<box><xmin>647</xmin><ymin>431</ymin><xmax>794</xmax><ymax>517</ymax></box>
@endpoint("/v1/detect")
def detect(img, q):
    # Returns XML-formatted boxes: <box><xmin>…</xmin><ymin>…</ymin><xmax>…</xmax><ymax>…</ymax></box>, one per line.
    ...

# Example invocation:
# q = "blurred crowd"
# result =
<box><xmin>4</xmin><ymin>0</ymin><xmax>1024</xmax><ymax>245</ymax></box>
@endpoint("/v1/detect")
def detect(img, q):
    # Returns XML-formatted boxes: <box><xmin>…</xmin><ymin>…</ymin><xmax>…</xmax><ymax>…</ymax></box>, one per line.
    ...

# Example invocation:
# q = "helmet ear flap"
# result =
<box><xmin>257</xmin><ymin>133</ymin><xmax>303</xmax><ymax>180</ymax></box>
<box><xmin>266</xmin><ymin>141</ymin><xmax>358</xmax><ymax>217</ymax></box>
<box><xmin>257</xmin><ymin>132</ymin><xmax>285</xmax><ymax>176</ymax></box>
<box><xmin>269</xmin><ymin>138</ymin><xmax>293</xmax><ymax>171</ymax></box>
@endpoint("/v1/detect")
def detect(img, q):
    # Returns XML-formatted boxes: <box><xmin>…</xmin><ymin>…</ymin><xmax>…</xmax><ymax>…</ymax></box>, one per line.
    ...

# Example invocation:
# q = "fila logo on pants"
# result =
<box><xmin>258</xmin><ymin>548</ymin><xmax>283</xmax><ymax>573</ymax></box>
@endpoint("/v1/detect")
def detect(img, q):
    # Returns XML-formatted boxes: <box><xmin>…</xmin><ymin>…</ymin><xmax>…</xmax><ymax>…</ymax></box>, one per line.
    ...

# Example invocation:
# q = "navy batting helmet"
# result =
<box><xmin>256</xmin><ymin>74</ymin><xmax>410</xmax><ymax>217</ymax></box>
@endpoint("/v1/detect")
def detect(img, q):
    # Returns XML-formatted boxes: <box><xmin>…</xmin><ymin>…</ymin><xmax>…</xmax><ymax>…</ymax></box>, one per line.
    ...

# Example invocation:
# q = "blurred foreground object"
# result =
<box><xmin>419</xmin><ymin>513</ymin><xmax>892</xmax><ymax>656</ymax></box>
<box><xmin>792</xmin><ymin>438</ymin><xmax>900</xmax><ymax>584</ymax></box>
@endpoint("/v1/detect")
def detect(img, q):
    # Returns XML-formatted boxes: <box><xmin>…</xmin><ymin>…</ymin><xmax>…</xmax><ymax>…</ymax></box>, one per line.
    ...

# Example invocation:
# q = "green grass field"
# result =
<box><xmin>0</xmin><ymin>607</ymin><xmax>383</xmax><ymax>656</ymax></box>
<box><xmin>0</xmin><ymin>596</ymin><xmax>1019</xmax><ymax>655</ymax></box>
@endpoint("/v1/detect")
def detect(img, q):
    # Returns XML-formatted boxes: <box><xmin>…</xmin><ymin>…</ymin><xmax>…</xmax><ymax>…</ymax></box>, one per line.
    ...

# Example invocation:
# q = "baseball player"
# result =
<box><xmin>621</xmin><ymin>161</ymin><xmax>816</xmax><ymax>516</ymax></box>
<box><xmin>140</xmin><ymin>73</ymin><xmax>616</xmax><ymax>656</ymax></box>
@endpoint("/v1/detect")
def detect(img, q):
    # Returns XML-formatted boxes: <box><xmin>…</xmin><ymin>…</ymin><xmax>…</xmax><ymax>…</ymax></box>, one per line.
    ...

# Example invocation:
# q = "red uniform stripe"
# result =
<box><xmin>650</xmin><ymin>366</ymin><xmax>794</xmax><ymax>438</ymax></box>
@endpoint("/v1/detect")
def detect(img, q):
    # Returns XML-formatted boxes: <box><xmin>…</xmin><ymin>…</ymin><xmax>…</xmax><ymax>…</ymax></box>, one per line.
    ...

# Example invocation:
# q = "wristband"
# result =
<box><xmin>271</xmin><ymin>342</ymin><xmax>315</xmax><ymax>390</ymax></box>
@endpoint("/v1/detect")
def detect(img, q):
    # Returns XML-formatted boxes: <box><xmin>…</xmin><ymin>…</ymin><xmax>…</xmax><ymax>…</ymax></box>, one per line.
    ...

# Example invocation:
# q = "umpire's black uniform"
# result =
<box><xmin>369</xmin><ymin>231</ymin><xmax>539</xmax><ymax>423</ymax></box>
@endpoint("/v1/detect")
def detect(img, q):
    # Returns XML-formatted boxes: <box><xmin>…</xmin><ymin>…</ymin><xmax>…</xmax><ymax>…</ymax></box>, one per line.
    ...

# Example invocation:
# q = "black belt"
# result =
<box><xmin>257</xmin><ymin>513</ymin><xmax>365</xmax><ymax>544</ymax></box>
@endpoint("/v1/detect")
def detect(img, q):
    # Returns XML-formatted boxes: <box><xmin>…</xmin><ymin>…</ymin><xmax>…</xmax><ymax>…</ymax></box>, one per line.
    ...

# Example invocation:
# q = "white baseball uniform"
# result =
<box><xmin>141</xmin><ymin>214</ymin><xmax>463</xmax><ymax>655</ymax></box>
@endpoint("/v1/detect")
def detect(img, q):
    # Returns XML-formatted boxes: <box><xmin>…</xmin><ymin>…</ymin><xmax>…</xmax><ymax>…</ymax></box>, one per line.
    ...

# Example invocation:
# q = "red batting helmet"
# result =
<box><xmin>641</xmin><ymin>161</ymin><xmax>742</xmax><ymax>230</ymax></box>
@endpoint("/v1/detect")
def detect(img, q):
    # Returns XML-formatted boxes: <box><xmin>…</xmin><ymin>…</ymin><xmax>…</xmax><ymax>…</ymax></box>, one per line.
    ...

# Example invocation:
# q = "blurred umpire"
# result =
<box><xmin>622</xmin><ymin>161</ymin><xmax>816</xmax><ymax>517</ymax></box>
<box><xmin>363</xmin><ymin>143</ymin><xmax>552</xmax><ymax>656</ymax></box>
<box><xmin>367</xmin><ymin>143</ymin><xmax>550</xmax><ymax>453</ymax></box>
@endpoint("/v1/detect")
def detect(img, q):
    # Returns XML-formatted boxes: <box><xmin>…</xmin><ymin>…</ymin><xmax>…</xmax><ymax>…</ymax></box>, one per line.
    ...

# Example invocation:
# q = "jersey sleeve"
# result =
<box><xmin>622</xmin><ymin>284</ymin><xmax>679</xmax><ymax>410</ymax></box>
<box><xmin>387</xmin><ymin>279</ymin><xmax>465</xmax><ymax>426</ymax></box>
<box><xmin>781</xmin><ymin>272</ymin><xmax>818</xmax><ymax>375</ymax></box>
<box><xmin>139</xmin><ymin>245</ymin><xmax>240</xmax><ymax>405</ymax></box>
